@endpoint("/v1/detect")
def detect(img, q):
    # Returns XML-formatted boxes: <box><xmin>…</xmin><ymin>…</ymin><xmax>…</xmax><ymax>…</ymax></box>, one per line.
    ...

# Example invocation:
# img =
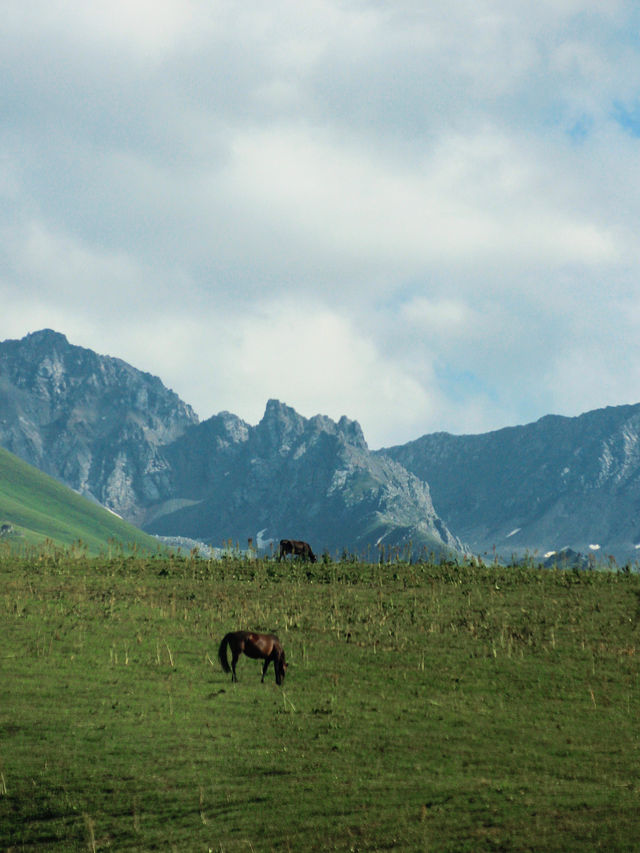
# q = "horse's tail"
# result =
<box><xmin>218</xmin><ymin>633</ymin><xmax>232</xmax><ymax>673</ymax></box>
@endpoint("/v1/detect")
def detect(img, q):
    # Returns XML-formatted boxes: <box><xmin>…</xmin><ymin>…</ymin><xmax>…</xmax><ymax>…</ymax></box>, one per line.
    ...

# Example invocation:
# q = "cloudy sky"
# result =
<box><xmin>2</xmin><ymin>1</ymin><xmax>640</xmax><ymax>447</ymax></box>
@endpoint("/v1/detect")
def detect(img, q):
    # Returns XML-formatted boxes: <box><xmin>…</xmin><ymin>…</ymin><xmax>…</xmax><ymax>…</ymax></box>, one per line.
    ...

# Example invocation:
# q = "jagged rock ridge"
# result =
<box><xmin>144</xmin><ymin>399</ymin><xmax>464</xmax><ymax>556</ymax></box>
<box><xmin>0</xmin><ymin>331</ymin><xmax>463</xmax><ymax>557</ymax></box>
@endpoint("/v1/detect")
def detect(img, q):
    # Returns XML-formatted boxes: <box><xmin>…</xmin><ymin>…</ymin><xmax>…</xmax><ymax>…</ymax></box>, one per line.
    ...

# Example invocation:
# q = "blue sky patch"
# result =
<box><xmin>613</xmin><ymin>101</ymin><xmax>640</xmax><ymax>137</ymax></box>
<box><xmin>567</xmin><ymin>114</ymin><xmax>593</xmax><ymax>143</ymax></box>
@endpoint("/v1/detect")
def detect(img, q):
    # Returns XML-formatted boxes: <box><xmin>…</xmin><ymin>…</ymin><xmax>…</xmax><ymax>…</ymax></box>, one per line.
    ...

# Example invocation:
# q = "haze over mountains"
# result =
<box><xmin>2</xmin><ymin>329</ymin><xmax>640</xmax><ymax>564</ymax></box>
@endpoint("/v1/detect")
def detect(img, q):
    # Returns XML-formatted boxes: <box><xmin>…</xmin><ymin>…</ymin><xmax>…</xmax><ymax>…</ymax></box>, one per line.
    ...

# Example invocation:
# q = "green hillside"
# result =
<box><xmin>0</xmin><ymin>446</ymin><xmax>162</xmax><ymax>554</ymax></box>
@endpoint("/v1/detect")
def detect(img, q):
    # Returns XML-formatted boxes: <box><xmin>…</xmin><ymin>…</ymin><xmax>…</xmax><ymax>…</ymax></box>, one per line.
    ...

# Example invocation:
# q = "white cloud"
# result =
<box><xmin>213</xmin><ymin>300</ymin><xmax>439</xmax><ymax>447</ymax></box>
<box><xmin>398</xmin><ymin>297</ymin><xmax>474</xmax><ymax>339</ymax></box>
<box><xmin>224</xmin><ymin>122</ymin><xmax>618</xmax><ymax>286</ymax></box>
<box><xmin>2</xmin><ymin>0</ymin><xmax>640</xmax><ymax>446</ymax></box>
<box><xmin>4</xmin><ymin>0</ymin><xmax>203</xmax><ymax>58</ymax></box>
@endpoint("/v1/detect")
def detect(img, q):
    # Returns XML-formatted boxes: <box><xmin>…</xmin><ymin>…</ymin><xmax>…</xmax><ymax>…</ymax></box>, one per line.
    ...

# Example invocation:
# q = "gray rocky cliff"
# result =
<box><xmin>145</xmin><ymin>399</ymin><xmax>464</xmax><ymax>557</ymax></box>
<box><xmin>0</xmin><ymin>332</ymin><xmax>463</xmax><ymax>557</ymax></box>
<box><xmin>383</xmin><ymin>404</ymin><xmax>640</xmax><ymax>563</ymax></box>
<box><xmin>0</xmin><ymin>330</ymin><xmax>198</xmax><ymax>523</ymax></box>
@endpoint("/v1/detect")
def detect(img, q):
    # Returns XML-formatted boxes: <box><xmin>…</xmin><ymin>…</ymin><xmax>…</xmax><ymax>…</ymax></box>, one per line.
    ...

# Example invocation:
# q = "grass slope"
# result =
<box><xmin>1</xmin><ymin>552</ymin><xmax>639</xmax><ymax>851</ymax></box>
<box><xmin>0</xmin><ymin>446</ymin><xmax>161</xmax><ymax>554</ymax></box>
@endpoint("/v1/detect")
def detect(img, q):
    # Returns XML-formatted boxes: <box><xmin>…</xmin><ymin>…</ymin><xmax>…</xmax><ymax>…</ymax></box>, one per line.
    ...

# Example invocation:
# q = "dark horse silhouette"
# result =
<box><xmin>218</xmin><ymin>631</ymin><xmax>287</xmax><ymax>685</ymax></box>
<box><xmin>279</xmin><ymin>539</ymin><xmax>317</xmax><ymax>563</ymax></box>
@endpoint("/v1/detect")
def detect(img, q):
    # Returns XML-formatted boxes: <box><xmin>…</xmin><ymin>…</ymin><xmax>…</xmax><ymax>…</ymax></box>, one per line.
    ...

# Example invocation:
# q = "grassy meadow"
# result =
<box><xmin>0</xmin><ymin>446</ymin><xmax>162</xmax><ymax>554</ymax></box>
<box><xmin>1</xmin><ymin>545</ymin><xmax>639</xmax><ymax>851</ymax></box>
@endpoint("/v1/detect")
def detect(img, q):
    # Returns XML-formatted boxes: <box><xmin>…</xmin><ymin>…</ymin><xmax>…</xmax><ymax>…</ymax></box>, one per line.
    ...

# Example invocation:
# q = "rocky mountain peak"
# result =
<box><xmin>145</xmin><ymin>396</ymin><xmax>463</xmax><ymax>556</ymax></box>
<box><xmin>216</xmin><ymin>411</ymin><xmax>250</xmax><ymax>444</ymax></box>
<box><xmin>261</xmin><ymin>399</ymin><xmax>306</xmax><ymax>428</ymax></box>
<box><xmin>255</xmin><ymin>399</ymin><xmax>306</xmax><ymax>455</ymax></box>
<box><xmin>1</xmin><ymin>329</ymin><xmax>198</xmax><ymax>427</ymax></box>
<box><xmin>0</xmin><ymin>331</ymin><xmax>464</xmax><ymax>557</ymax></box>
<box><xmin>258</xmin><ymin>399</ymin><xmax>368</xmax><ymax>453</ymax></box>
<box><xmin>0</xmin><ymin>330</ymin><xmax>200</xmax><ymax>519</ymax></box>
<box><xmin>23</xmin><ymin>329</ymin><xmax>70</xmax><ymax>349</ymax></box>
<box><xmin>189</xmin><ymin>411</ymin><xmax>250</xmax><ymax>453</ymax></box>
<box><xmin>337</xmin><ymin>415</ymin><xmax>367</xmax><ymax>450</ymax></box>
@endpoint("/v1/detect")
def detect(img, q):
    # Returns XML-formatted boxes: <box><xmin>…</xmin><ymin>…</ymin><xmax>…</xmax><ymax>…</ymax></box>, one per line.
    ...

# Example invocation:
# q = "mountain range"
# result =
<box><xmin>2</xmin><ymin>329</ymin><xmax>640</xmax><ymax>564</ymax></box>
<box><xmin>0</xmin><ymin>330</ymin><xmax>462</xmax><ymax>558</ymax></box>
<box><xmin>383</xmin><ymin>406</ymin><xmax>640</xmax><ymax>564</ymax></box>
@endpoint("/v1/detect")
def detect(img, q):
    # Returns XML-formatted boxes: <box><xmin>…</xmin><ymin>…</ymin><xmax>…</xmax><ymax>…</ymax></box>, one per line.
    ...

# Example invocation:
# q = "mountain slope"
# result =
<box><xmin>0</xmin><ymin>445</ymin><xmax>162</xmax><ymax>553</ymax></box>
<box><xmin>383</xmin><ymin>404</ymin><xmax>640</xmax><ymax>563</ymax></box>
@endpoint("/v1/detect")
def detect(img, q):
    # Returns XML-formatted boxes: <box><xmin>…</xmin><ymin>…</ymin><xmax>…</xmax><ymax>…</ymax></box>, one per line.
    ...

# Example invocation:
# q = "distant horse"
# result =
<box><xmin>279</xmin><ymin>539</ymin><xmax>317</xmax><ymax>563</ymax></box>
<box><xmin>218</xmin><ymin>630</ymin><xmax>287</xmax><ymax>685</ymax></box>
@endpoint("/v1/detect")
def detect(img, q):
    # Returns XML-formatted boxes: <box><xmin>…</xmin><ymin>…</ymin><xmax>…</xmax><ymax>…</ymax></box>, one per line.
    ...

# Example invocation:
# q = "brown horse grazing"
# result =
<box><xmin>218</xmin><ymin>631</ymin><xmax>287</xmax><ymax>685</ymax></box>
<box><xmin>279</xmin><ymin>538</ymin><xmax>317</xmax><ymax>563</ymax></box>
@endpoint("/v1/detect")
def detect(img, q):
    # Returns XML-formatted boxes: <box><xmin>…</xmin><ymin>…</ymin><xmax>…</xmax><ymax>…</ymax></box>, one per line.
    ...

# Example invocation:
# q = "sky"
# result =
<box><xmin>2</xmin><ymin>1</ymin><xmax>640</xmax><ymax>448</ymax></box>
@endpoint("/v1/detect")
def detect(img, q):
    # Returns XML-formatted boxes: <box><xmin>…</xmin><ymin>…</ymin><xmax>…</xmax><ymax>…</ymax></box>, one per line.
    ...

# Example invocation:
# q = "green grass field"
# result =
<box><xmin>0</xmin><ymin>445</ymin><xmax>162</xmax><ymax>554</ymax></box>
<box><xmin>1</xmin><ymin>549</ymin><xmax>639</xmax><ymax>851</ymax></box>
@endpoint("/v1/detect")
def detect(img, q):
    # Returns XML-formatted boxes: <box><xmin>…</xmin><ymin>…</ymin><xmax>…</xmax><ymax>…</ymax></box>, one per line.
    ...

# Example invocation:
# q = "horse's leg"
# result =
<box><xmin>261</xmin><ymin>658</ymin><xmax>270</xmax><ymax>682</ymax></box>
<box><xmin>231</xmin><ymin>650</ymin><xmax>239</xmax><ymax>682</ymax></box>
